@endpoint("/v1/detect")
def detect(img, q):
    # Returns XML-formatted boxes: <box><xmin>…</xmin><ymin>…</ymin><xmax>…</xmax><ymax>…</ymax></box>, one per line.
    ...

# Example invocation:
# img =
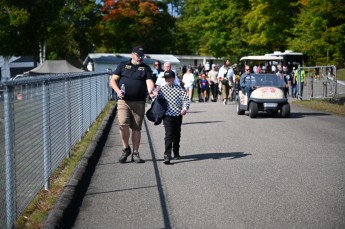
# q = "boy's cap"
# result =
<box><xmin>132</xmin><ymin>45</ymin><xmax>145</xmax><ymax>55</ymax></box>
<box><xmin>163</xmin><ymin>70</ymin><xmax>175</xmax><ymax>78</ymax></box>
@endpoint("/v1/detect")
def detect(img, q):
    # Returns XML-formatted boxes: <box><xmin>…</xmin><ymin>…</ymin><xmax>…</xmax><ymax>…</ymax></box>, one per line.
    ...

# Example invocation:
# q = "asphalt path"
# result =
<box><xmin>72</xmin><ymin>100</ymin><xmax>345</xmax><ymax>229</ymax></box>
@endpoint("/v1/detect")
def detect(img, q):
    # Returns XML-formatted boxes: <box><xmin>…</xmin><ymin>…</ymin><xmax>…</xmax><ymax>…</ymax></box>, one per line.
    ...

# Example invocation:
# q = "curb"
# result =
<box><xmin>42</xmin><ymin>103</ymin><xmax>117</xmax><ymax>229</ymax></box>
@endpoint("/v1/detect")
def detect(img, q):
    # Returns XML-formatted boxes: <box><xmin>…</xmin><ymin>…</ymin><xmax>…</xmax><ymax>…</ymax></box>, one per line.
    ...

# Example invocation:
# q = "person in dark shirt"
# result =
<box><xmin>110</xmin><ymin>45</ymin><xmax>155</xmax><ymax>163</ymax></box>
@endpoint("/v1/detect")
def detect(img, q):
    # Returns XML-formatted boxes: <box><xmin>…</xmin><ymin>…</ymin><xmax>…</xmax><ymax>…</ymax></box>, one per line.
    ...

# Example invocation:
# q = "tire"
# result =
<box><xmin>237</xmin><ymin>100</ymin><xmax>245</xmax><ymax>115</ymax></box>
<box><xmin>249</xmin><ymin>102</ymin><xmax>258</xmax><ymax>118</ymax></box>
<box><xmin>281</xmin><ymin>104</ymin><xmax>290</xmax><ymax>118</ymax></box>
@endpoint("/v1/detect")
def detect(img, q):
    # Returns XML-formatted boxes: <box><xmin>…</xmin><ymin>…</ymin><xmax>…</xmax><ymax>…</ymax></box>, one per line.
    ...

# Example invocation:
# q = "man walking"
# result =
<box><xmin>110</xmin><ymin>45</ymin><xmax>155</xmax><ymax>163</ymax></box>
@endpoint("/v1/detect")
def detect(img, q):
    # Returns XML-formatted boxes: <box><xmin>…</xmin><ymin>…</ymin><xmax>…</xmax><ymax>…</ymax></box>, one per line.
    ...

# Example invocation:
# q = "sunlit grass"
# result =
<box><xmin>337</xmin><ymin>68</ymin><xmax>345</xmax><ymax>81</ymax></box>
<box><xmin>292</xmin><ymin>99</ymin><xmax>345</xmax><ymax>116</ymax></box>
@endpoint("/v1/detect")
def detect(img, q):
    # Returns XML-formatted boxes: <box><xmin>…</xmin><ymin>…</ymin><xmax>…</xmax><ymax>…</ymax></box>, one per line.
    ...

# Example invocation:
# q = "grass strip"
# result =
<box><xmin>292</xmin><ymin>99</ymin><xmax>345</xmax><ymax>116</ymax></box>
<box><xmin>14</xmin><ymin>101</ymin><xmax>115</xmax><ymax>229</ymax></box>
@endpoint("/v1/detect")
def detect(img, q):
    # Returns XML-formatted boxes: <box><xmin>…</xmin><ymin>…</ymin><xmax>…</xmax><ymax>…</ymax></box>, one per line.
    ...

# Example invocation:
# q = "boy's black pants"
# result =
<box><xmin>163</xmin><ymin>115</ymin><xmax>183</xmax><ymax>156</ymax></box>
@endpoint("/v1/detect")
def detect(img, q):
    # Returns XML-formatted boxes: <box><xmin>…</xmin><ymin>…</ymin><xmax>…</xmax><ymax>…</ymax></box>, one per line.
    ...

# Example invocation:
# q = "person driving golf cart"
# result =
<box><xmin>240</xmin><ymin>65</ymin><xmax>256</xmax><ymax>98</ymax></box>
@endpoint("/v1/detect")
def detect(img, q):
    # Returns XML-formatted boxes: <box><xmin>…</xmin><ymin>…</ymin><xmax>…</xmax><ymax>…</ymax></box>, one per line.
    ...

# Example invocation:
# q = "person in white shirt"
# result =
<box><xmin>182</xmin><ymin>66</ymin><xmax>195</xmax><ymax>101</ymax></box>
<box><xmin>155</xmin><ymin>62</ymin><xmax>180</xmax><ymax>93</ymax></box>
<box><xmin>208</xmin><ymin>64</ymin><xmax>219</xmax><ymax>101</ymax></box>
<box><xmin>205</xmin><ymin>61</ymin><xmax>210</xmax><ymax>72</ymax></box>
<box><xmin>217</xmin><ymin>59</ymin><xmax>234</xmax><ymax>104</ymax></box>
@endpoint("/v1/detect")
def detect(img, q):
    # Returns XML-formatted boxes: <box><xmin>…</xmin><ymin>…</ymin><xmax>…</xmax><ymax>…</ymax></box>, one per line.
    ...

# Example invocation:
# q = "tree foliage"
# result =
<box><xmin>0</xmin><ymin>0</ymin><xmax>64</xmax><ymax>58</ymax></box>
<box><xmin>101</xmin><ymin>0</ymin><xmax>175</xmax><ymax>54</ymax></box>
<box><xmin>243</xmin><ymin>0</ymin><xmax>297</xmax><ymax>52</ymax></box>
<box><xmin>1</xmin><ymin>0</ymin><xmax>345</xmax><ymax>67</ymax></box>
<box><xmin>45</xmin><ymin>0</ymin><xmax>103</xmax><ymax>63</ymax></box>
<box><xmin>289</xmin><ymin>0</ymin><xmax>345</xmax><ymax>65</ymax></box>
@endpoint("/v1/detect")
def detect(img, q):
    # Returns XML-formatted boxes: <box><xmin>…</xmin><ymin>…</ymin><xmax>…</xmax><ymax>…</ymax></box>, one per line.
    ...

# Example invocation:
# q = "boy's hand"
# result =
<box><xmin>181</xmin><ymin>109</ymin><xmax>187</xmax><ymax>115</ymax></box>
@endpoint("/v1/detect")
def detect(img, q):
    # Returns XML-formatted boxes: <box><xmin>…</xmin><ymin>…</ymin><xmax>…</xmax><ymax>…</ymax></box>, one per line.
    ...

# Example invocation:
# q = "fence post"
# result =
<box><xmin>333</xmin><ymin>66</ymin><xmax>337</xmax><ymax>97</ymax></box>
<box><xmin>311</xmin><ymin>70</ymin><xmax>314</xmax><ymax>98</ymax></box>
<box><xmin>42</xmin><ymin>82</ymin><xmax>51</xmax><ymax>190</ymax></box>
<box><xmin>4</xmin><ymin>86</ymin><xmax>15</xmax><ymax>229</ymax></box>
<box><xmin>65</xmin><ymin>78</ymin><xmax>71</xmax><ymax>157</ymax></box>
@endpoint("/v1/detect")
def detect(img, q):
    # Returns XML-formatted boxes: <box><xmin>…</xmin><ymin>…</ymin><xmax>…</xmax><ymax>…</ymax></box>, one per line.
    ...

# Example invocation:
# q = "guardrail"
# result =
<box><xmin>0</xmin><ymin>71</ymin><xmax>111</xmax><ymax>229</ymax></box>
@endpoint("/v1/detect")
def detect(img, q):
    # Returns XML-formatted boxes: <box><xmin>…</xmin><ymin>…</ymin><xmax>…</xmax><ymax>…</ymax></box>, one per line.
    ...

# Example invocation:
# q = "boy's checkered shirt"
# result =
<box><xmin>158</xmin><ymin>84</ymin><xmax>190</xmax><ymax>116</ymax></box>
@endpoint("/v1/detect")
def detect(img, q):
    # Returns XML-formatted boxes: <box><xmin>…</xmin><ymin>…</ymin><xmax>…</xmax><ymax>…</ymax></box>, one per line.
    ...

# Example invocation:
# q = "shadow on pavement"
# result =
<box><xmin>182</xmin><ymin>120</ymin><xmax>224</xmax><ymax>125</ymax></box>
<box><xmin>287</xmin><ymin>112</ymin><xmax>331</xmax><ymax>119</ymax></box>
<box><xmin>85</xmin><ymin>185</ymin><xmax>158</xmax><ymax>196</ymax></box>
<box><xmin>171</xmin><ymin>152</ymin><xmax>251</xmax><ymax>165</ymax></box>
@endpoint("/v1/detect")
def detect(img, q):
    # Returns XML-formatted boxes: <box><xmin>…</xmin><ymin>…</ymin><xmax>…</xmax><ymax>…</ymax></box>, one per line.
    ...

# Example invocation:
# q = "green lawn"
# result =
<box><xmin>337</xmin><ymin>68</ymin><xmax>345</xmax><ymax>80</ymax></box>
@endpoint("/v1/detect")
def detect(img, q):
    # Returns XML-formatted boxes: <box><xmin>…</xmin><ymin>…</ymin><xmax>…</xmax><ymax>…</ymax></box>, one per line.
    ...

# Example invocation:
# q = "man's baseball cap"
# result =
<box><xmin>163</xmin><ymin>70</ymin><xmax>175</xmax><ymax>78</ymax></box>
<box><xmin>212</xmin><ymin>64</ymin><xmax>216</xmax><ymax>67</ymax></box>
<box><xmin>132</xmin><ymin>45</ymin><xmax>145</xmax><ymax>55</ymax></box>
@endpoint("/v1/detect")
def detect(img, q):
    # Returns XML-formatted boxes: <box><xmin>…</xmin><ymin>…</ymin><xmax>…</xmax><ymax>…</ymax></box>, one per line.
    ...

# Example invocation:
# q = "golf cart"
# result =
<box><xmin>236</xmin><ymin>56</ymin><xmax>291</xmax><ymax>118</ymax></box>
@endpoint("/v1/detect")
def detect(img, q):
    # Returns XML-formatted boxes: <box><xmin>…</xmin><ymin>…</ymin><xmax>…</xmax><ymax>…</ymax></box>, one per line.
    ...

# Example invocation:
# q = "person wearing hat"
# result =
<box><xmin>156</xmin><ymin>70</ymin><xmax>190</xmax><ymax>164</ymax></box>
<box><xmin>110</xmin><ymin>45</ymin><xmax>156</xmax><ymax>163</ymax></box>
<box><xmin>208</xmin><ymin>64</ymin><xmax>219</xmax><ymax>102</ymax></box>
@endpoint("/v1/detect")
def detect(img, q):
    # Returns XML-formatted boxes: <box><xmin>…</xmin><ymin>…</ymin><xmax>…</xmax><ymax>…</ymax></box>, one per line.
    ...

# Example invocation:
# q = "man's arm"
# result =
<box><xmin>146</xmin><ymin>79</ymin><xmax>156</xmax><ymax>98</ymax></box>
<box><xmin>110</xmin><ymin>74</ymin><xmax>123</xmax><ymax>99</ymax></box>
<box><xmin>240</xmin><ymin>74</ymin><xmax>245</xmax><ymax>87</ymax></box>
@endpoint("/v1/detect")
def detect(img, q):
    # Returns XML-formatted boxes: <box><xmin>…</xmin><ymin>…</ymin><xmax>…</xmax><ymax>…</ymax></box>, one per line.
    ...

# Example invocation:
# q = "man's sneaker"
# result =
<box><xmin>119</xmin><ymin>147</ymin><xmax>131</xmax><ymax>163</ymax></box>
<box><xmin>131</xmin><ymin>152</ymin><xmax>145</xmax><ymax>163</ymax></box>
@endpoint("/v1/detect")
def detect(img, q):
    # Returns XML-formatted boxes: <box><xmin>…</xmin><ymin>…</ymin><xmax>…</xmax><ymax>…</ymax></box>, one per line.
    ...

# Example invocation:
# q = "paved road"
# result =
<box><xmin>72</xmin><ymin>101</ymin><xmax>345</xmax><ymax>229</ymax></box>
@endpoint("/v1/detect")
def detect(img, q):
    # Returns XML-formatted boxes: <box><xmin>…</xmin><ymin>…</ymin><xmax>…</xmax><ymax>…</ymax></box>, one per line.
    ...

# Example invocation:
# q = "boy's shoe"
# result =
<box><xmin>131</xmin><ymin>152</ymin><xmax>145</xmax><ymax>163</ymax></box>
<box><xmin>119</xmin><ymin>147</ymin><xmax>131</xmax><ymax>163</ymax></box>
<box><xmin>164</xmin><ymin>153</ymin><xmax>171</xmax><ymax>164</ymax></box>
<box><xmin>172</xmin><ymin>153</ymin><xmax>181</xmax><ymax>160</ymax></box>
<box><xmin>164</xmin><ymin>151</ymin><xmax>171</xmax><ymax>164</ymax></box>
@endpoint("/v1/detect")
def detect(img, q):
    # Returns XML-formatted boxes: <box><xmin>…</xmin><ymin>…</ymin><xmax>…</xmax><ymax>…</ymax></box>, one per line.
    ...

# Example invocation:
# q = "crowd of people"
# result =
<box><xmin>156</xmin><ymin>61</ymin><xmax>311</xmax><ymax>103</ymax></box>
<box><xmin>152</xmin><ymin>59</ymin><xmax>240</xmax><ymax>105</ymax></box>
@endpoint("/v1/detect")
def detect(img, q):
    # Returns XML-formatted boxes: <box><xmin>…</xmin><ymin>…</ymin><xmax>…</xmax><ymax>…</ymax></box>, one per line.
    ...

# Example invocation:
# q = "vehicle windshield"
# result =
<box><xmin>251</xmin><ymin>74</ymin><xmax>286</xmax><ymax>88</ymax></box>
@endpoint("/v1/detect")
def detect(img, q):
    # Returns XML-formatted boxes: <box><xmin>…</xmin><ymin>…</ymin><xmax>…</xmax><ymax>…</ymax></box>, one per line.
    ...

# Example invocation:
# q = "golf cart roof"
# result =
<box><xmin>240</xmin><ymin>55</ymin><xmax>283</xmax><ymax>61</ymax></box>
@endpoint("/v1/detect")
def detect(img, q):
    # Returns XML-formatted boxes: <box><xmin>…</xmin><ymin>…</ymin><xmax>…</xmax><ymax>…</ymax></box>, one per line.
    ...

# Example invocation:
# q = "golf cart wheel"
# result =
<box><xmin>281</xmin><ymin>104</ymin><xmax>290</xmax><ymax>118</ymax></box>
<box><xmin>236</xmin><ymin>100</ymin><xmax>245</xmax><ymax>115</ymax></box>
<box><xmin>249</xmin><ymin>102</ymin><xmax>258</xmax><ymax>118</ymax></box>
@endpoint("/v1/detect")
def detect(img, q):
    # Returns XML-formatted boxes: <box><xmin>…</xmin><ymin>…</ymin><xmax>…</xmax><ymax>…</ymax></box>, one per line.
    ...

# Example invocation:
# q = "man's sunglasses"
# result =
<box><xmin>134</xmin><ymin>53</ymin><xmax>145</xmax><ymax>59</ymax></box>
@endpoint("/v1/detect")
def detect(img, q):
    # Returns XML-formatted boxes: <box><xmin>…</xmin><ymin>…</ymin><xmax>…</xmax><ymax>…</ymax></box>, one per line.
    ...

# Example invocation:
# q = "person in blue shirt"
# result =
<box><xmin>240</xmin><ymin>65</ymin><xmax>255</xmax><ymax>98</ymax></box>
<box><xmin>199</xmin><ymin>73</ymin><xmax>209</xmax><ymax>102</ymax></box>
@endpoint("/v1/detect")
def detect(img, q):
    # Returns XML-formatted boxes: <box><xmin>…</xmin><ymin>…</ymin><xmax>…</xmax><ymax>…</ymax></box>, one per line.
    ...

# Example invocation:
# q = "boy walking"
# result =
<box><xmin>157</xmin><ymin>70</ymin><xmax>190</xmax><ymax>164</ymax></box>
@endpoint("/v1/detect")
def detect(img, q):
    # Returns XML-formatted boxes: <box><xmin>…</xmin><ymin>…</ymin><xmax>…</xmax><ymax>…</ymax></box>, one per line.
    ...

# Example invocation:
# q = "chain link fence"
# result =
<box><xmin>0</xmin><ymin>71</ymin><xmax>111</xmax><ymax>229</ymax></box>
<box><xmin>296</xmin><ymin>65</ymin><xmax>339</xmax><ymax>100</ymax></box>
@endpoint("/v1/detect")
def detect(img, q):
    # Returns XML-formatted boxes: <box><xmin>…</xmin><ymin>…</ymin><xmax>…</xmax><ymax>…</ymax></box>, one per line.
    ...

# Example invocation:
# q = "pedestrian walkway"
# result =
<box><xmin>72</xmin><ymin>101</ymin><xmax>249</xmax><ymax>228</ymax></box>
<box><xmin>46</xmin><ymin>101</ymin><xmax>345</xmax><ymax>229</ymax></box>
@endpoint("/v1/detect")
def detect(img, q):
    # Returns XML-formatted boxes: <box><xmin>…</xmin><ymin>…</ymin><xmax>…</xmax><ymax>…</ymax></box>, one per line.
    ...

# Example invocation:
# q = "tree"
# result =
<box><xmin>0</xmin><ymin>0</ymin><xmax>66</xmax><ymax>63</ymax></box>
<box><xmin>243</xmin><ymin>0</ymin><xmax>297</xmax><ymax>53</ymax></box>
<box><xmin>0</xmin><ymin>2</ymin><xmax>30</xmax><ymax>57</ymax></box>
<box><xmin>175</xmin><ymin>0</ymin><xmax>250</xmax><ymax>60</ymax></box>
<box><xmin>45</xmin><ymin>0</ymin><xmax>103</xmax><ymax>64</ymax></box>
<box><xmin>289</xmin><ymin>0</ymin><xmax>345</xmax><ymax>66</ymax></box>
<box><xmin>101</xmin><ymin>0</ymin><xmax>175</xmax><ymax>54</ymax></box>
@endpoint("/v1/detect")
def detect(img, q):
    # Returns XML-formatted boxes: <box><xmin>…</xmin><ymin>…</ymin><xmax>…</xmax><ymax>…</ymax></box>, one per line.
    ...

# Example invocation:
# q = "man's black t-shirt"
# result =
<box><xmin>114</xmin><ymin>60</ymin><xmax>152</xmax><ymax>101</ymax></box>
